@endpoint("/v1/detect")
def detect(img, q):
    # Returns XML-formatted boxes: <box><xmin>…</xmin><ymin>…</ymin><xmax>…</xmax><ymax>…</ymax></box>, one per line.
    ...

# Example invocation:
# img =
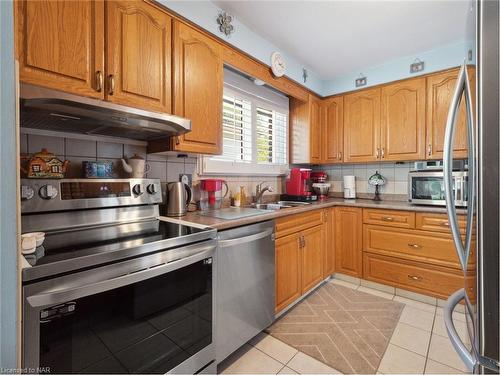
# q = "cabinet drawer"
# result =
<box><xmin>276</xmin><ymin>210</ymin><xmax>324</xmax><ymax>238</ymax></box>
<box><xmin>415</xmin><ymin>212</ymin><xmax>467</xmax><ymax>233</ymax></box>
<box><xmin>363</xmin><ymin>252</ymin><xmax>464</xmax><ymax>299</ymax></box>
<box><xmin>363</xmin><ymin>209</ymin><xmax>415</xmax><ymax>229</ymax></box>
<box><xmin>363</xmin><ymin>225</ymin><xmax>473</xmax><ymax>269</ymax></box>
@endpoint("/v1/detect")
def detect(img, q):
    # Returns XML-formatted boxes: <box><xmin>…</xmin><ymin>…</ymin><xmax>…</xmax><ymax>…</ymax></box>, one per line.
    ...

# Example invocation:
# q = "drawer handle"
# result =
<box><xmin>441</xmin><ymin>221</ymin><xmax>450</xmax><ymax>226</ymax></box>
<box><xmin>408</xmin><ymin>243</ymin><xmax>422</xmax><ymax>249</ymax></box>
<box><xmin>408</xmin><ymin>275</ymin><xmax>423</xmax><ymax>281</ymax></box>
<box><xmin>382</xmin><ymin>216</ymin><xmax>394</xmax><ymax>221</ymax></box>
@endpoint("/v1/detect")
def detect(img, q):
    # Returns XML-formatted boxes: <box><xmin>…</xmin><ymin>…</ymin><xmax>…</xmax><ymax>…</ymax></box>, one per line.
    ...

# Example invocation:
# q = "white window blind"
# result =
<box><xmin>214</xmin><ymin>94</ymin><xmax>252</xmax><ymax>163</ymax></box>
<box><xmin>201</xmin><ymin>68</ymin><xmax>289</xmax><ymax>176</ymax></box>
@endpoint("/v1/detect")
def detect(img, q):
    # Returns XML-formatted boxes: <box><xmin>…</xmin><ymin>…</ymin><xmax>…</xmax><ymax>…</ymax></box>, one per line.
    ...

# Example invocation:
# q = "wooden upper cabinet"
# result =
<box><xmin>381</xmin><ymin>77</ymin><xmax>426</xmax><ymax>161</ymax></box>
<box><xmin>426</xmin><ymin>67</ymin><xmax>475</xmax><ymax>159</ymax></box>
<box><xmin>335</xmin><ymin>207</ymin><xmax>363</xmax><ymax>277</ymax></box>
<box><xmin>290</xmin><ymin>94</ymin><xmax>322</xmax><ymax>164</ymax></box>
<box><xmin>15</xmin><ymin>0</ymin><xmax>104</xmax><ymax>98</ymax></box>
<box><xmin>301</xmin><ymin>225</ymin><xmax>324</xmax><ymax>293</ymax></box>
<box><xmin>309</xmin><ymin>95</ymin><xmax>322</xmax><ymax>164</ymax></box>
<box><xmin>343</xmin><ymin>88</ymin><xmax>381</xmax><ymax>163</ymax></box>
<box><xmin>275</xmin><ymin>233</ymin><xmax>302</xmax><ymax>313</ymax></box>
<box><xmin>106</xmin><ymin>1</ymin><xmax>172</xmax><ymax>113</ymax></box>
<box><xmin>172</xmin><ymin>21</ymin><xmax>223</xmax><ymax>154</ymax></box>
<box><xmin>321</xmin><ymin>96</ymin><xmax>344</xmax><ymax>163</ymax></box>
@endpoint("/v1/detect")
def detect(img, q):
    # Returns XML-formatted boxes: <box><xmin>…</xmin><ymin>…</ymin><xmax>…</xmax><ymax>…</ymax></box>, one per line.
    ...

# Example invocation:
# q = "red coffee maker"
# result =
<box><xmin>282</xmin><ymin>168</ymin><xmax>317</xmax><ymax>201</ymax></box>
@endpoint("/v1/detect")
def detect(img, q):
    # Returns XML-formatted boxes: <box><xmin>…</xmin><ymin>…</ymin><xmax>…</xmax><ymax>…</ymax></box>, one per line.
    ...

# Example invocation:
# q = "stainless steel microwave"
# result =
<box><xmin>408</xmin><ymin>170</ymin><xmax>468</xmax><ymax>207</ymax></box>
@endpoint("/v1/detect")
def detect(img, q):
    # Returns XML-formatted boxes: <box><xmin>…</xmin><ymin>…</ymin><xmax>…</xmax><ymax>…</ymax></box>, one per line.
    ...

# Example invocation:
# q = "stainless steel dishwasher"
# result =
<box><xmin>216</xmin><ymin>220</ymin><xmax>275</xmax><ymax>363</ymax></box>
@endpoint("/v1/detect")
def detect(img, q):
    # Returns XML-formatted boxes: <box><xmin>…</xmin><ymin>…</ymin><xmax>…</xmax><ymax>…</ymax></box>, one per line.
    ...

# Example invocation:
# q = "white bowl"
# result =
<box><xmin>31</xmin><ymin>232</ymin><xmax>45</xmax><ymax>247</ymax></box>
<box><xmin>21</xmin><ymin>234</ymin><xmax>37</xmax><ymax>254</ymax></box>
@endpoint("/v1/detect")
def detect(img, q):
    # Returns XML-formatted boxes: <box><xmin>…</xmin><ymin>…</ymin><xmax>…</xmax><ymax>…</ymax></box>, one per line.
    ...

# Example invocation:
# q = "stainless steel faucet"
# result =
<box><xmin>255</xmin><ymin>181</ymin><xmax>274</xmax><ymax>204</ymax></box>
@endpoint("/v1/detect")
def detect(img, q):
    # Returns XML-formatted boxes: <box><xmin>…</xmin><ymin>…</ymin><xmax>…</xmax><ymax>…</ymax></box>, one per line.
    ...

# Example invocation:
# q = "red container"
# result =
<box><xmin>285</xmin><ymin>168</ymin><xmax>312</xmax><ymax>196</ymax></box>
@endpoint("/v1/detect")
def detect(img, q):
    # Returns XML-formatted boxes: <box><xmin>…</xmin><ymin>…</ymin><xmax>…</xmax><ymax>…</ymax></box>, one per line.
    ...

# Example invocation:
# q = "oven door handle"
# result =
<box><xmin>26</xmin><ymin>244</ymin><xmax>215</xmax><ymax>308</ymax></box>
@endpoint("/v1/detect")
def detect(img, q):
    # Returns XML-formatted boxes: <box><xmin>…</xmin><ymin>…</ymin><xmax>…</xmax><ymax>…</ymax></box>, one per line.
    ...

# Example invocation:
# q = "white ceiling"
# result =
<box><xmin>213</xmin><ymin>1</ymin><xmax>471</xmax><ymax>80</ymax></box>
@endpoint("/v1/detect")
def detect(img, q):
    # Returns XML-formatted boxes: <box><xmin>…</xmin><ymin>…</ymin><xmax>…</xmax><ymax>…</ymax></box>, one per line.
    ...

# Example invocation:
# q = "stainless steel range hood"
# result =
<box><xmin>20</xmin><ymin>84</ymin><xmax>191</xmax><ymax>142</ymax></box>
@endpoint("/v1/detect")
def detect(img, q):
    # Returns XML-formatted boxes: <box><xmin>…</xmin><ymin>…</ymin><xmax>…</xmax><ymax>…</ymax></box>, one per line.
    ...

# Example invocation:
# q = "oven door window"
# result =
<box><xmin>411</xmin><ymin>177</ymin><xmax>445</xmax><ymax>201</ymax></box>
<box><xmin>39</xmin><ymin>259</ymin><xmax>212</xmax><ymax>374</ymax></box>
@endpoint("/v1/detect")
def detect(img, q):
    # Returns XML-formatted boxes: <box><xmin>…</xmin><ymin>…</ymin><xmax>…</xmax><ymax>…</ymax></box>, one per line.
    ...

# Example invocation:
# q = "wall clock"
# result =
<box><xmin>271</xmin><ymin>52</ymin><xmax>286</xmax><ymax>77</ymax></box>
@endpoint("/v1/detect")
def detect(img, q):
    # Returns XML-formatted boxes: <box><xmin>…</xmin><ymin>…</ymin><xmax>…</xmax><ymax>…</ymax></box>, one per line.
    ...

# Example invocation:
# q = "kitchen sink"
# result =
<box><xmin>249</xmin><ymin>201</ymin><xmax>311</xmax><ymax>210</ymax></box>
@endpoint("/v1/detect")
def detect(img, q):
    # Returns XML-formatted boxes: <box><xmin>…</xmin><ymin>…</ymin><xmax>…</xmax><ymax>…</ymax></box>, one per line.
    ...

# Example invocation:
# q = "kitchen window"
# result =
<box><xmin>201</xmin><ymin>68</ymin><xmax>289</xmax><ymax>176</ymax></box>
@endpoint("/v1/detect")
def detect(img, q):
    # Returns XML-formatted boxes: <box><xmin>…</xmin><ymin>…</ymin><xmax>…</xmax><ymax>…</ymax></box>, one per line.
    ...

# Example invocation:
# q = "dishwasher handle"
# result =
<box><xmin>218</xmin><ymin>228</ymin><xmax>274</xmax><ymax>247</ymax></box>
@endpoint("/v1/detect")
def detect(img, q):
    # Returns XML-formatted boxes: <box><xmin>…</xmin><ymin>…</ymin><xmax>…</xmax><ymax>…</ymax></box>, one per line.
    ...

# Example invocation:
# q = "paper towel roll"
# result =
<box><xmin>343</xmin><ymin>175</ymin><xmax>356</xmax><ymax>199</ymax></box>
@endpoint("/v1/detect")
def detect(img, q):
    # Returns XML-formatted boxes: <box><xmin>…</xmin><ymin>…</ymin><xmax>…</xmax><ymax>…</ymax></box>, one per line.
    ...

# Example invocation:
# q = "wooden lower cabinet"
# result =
<box><xmin>363</xmin><ymin>252</ymin><xmax>464</xmax><ymax>299</ymax></box>
<box><xmin>275</xmin><ymin>211</ymin><xmax>327</xmax><ymax>313</ymax></box>
<box><xmin>275</xmin><ymin>233</ymin><xmax>302</xmax><ymax>313</ymax></box>
<box><xmin>301</xmin><ymin>225</ymin><xmax>324</xmax><ymax>294</ymax></box>
<box><xmin>335</xmin><ymin>207</ymin><xmax>363</xmax><ymax>277</ymax></box>
<box><xmin>323</xmin><ymin>208</ymin><xmax>335</xmax><ymax>277</ymax></box>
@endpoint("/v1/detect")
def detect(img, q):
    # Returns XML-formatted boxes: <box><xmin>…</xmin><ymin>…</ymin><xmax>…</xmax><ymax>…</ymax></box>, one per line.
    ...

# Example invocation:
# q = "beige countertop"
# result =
<box><xmin>179</xmin><ymin>198</ymin><xmax>463</xmax><ymax>231</ymax></box>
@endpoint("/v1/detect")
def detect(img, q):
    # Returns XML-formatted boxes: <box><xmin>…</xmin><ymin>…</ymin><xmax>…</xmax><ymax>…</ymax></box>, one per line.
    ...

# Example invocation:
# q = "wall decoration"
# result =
<box><xmin>271</xmin><ymin>52</ymin><xmax>286</xmax><ymax>77</ymax></box>
<box><xmin>302</xmin><ymin>68</ymin><xmax>308</xmax><ymax>83</ymax></box>
<box><xmin>217</xmin><ymin>12</ymin><xmax>234</xmax><ymax>36</ymax></box>
<box><xmin>355</xmin><ymin>73</ymin><xmax>367</xmax><ymax>87</ymax></box>
<box><xmin>410</xmin><ymin>58</ymin><xmax>425</xmax><ymax>73</ymax></box>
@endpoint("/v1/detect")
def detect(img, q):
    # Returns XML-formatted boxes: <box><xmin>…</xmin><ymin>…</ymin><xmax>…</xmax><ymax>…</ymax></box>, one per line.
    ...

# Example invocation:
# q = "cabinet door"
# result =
<box><xmin>323</xmin><ymin>208</ymin><xmax>335</xmax><ymax>277</ymax></box>
<box><xmin>426</xmin><ymin>68</ymin><xmax>475</xmax><ymax>159</ymax></box>
<box><xmin>310</xmin><ymin>95</ymin><xmax>322</xmax><ymax>164</ymax></box>
<box><xmin>275</xmin><ymin>233</ymin><xmax>302</xmax><ymax>313</ymax></box>
<box><xmin>335</xmin><ymin>207</ymin><xmax>363</xmax><ymax>277</ymax></box>
<box><xmin>344</xmin><ymin>88</ymin><xmax>381</xmax><ymax>162</ymax></box>
<box><xmin>173</xmin><ymin>21</ymin><xmax>223</xmax><ymax>154</ymax></box>
<box><xmin>381</xmin><ymin>78</ymin><xmax>426</xmax><ymax>161</ymax></box>
<box><xmin>106</xmin><ymin>0</ymin><xmax>172</xmax><ymax>113</ymax></box>
<box><xmin>15</xmin><ymin>0</ymin><xmax>104</xmax><ymax>98</ymax></box>
<box><xmin>321</xmin><ymin>96</ymin><xmax>344</xmax><ymax>163</ymax></box>
<box><xmin>301</xmin><ymin>225</ymin><xmax>324</xmax><ymax>293</ymax></box>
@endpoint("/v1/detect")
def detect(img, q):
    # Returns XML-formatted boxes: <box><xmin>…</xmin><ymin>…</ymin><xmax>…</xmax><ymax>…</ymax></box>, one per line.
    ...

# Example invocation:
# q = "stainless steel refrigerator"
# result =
<box><xmin>443</xmin><ymin>0</ymin><xmax>499</xmax><ymax>373</ymax></box>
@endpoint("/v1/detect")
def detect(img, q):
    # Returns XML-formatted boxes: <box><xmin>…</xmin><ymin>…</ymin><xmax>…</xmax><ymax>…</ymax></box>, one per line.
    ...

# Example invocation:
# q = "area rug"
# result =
<box><xmin>267</xmin><ymin>283</ymin><xmax>404</xmax><ymax>374</ymax></box>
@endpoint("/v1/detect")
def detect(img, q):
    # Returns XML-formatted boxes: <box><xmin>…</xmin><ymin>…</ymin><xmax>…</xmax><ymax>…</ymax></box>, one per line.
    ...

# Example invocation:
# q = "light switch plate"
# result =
<box><xmin>180</xmin><ymin>174</ymin><xmax>192</xmax><ymax>187</ymax></box>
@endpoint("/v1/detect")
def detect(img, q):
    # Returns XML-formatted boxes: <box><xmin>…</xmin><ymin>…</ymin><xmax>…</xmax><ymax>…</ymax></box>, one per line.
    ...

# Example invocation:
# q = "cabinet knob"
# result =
<box><xmin>108</xmin><ymin>74</ymin><xmax>115</xmax><ymax>95</ymax></box>
<box><xmin>95</xmin><ymin>71</ymin><xmax>103</xmax><ymax>92</ymax></box>
<box><xmin>407</xmin><ymin>275</ymin><xmax>423</xmax><ymax>281</ymax></box>
<box><xmin>408</xmin><ymin>243</ymin><xmax>422</xmax><ymax>249</ymax></box>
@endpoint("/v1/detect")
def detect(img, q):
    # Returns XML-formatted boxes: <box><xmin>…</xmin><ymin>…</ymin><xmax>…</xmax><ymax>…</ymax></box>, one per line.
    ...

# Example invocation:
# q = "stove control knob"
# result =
<box><xmin>21</xmin><ymin>186</ymin><xmax>35</xmax><ymax>201</ymax></box>
<box><xmin>39</xmin><ymin>184</ymin><xmax>58</xmax><ymax>200</ymax></box>
<box><xmin>132</xmin><ymin>184</ymin><xmax>144</xmax><ymax>196</ymax></box>
<box><xmin>147</xmin><ymin>183</ymin><xmax>160</xmax><ymax>195</ymax></box>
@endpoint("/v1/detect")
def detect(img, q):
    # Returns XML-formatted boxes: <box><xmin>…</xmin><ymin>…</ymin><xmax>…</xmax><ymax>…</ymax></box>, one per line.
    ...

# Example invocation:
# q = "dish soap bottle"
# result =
<box><xmin>240</xmin><ymin>186</ymin><xmax>246</xmax><ymax>206</ymax></box>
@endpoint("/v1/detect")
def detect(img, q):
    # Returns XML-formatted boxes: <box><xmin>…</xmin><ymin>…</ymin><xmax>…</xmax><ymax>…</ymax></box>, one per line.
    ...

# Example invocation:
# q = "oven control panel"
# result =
<box><xmin>21</xmin><ymin>178</ymin><xmax>162</xmax><ymax>213</ymax></box>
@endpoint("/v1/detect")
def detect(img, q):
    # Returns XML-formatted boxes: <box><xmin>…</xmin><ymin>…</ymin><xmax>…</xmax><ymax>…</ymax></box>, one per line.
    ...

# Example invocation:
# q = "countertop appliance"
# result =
<box><xmin>20</xmin><ymin>84</ymin><xmax>191</xmax><ymax>142</ymax></box>
<box><xmin>408</xmin><ymin>161</ymin><xmax>468</xmax><ymax>207</ymax></box>
<box><xmin>343</xmin><ymin>175</ymin><xmax>356</xmax><ymax>199</ymax></box>
<box><xmin>442</xmin><ymin>1</ymin><xmax>499</xmax><ymax>373</ymax></box>
<box><xmin>216</xmin><ymin>221</ymin><xmax>275</xmax><ymax>363</ymax></box>
<box><xmin>166</xmin><ymin>181</ymin><xmax>192</xmax><ymax>217</ymax></box>
<box><xmin>283</xmin><ymin>168</ymin><xmax>317</xmax><ymax>201</ymax></box>
<box><xmin>20</xmin><ymin>178</ymin><xmax>217</xmax><ymax>374</ymax></box>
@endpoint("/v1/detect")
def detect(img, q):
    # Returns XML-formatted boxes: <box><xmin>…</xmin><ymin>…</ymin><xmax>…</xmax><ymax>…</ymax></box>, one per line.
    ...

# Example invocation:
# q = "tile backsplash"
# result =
<box><xmin>21</xmin><ymin>132</ymin><xmax>413</xmax><ymax>204</ymax></box>
<box><xmin>20</xmin><ymin>133</ymin><xmax>284</xmax><ymax>204</ymax></box>
<box><xmin>21</xmin><ymin>133</ymin><xmax>197</xmax><ymax>183</ymax></box>
<box><xmin>312</xmin><ymin>162</ymin><xmax>413</xmax><ymax>199</ymax></box>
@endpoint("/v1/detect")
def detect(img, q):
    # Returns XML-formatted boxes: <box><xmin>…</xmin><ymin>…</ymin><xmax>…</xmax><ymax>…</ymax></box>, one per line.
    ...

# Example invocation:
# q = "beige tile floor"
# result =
<box><xmin>218</xmin><ymin>278</ymin><xmax>470</xmax><ymax>375</ymax></box>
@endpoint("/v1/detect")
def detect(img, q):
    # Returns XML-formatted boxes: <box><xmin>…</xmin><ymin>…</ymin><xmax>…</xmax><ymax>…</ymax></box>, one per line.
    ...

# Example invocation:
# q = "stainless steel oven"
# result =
<box><xmin>21</xmin><ymin>178</ymin><xmax>217</xmax><ymax>374</ymax></box>
<box><xmin>408</xmin><ymin>170</ymin><xmax>468</xmax><ymax>207</ymax></box>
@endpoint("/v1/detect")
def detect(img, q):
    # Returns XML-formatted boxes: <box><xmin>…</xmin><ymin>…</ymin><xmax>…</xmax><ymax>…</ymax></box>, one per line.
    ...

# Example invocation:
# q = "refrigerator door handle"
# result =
<box><xmin>443</xmin><ymin>62</ymin><xmax>470</xmax><ymax>270</ymax></box>
<box><xmin>462</xmin><ymin>65</ymin><xmax>475</xmax><ymax>264</ymax></box>
<box><xmin>444</xmin><ymin>289</ymin><xmax>475</xmax><ymax>371</ymax></box>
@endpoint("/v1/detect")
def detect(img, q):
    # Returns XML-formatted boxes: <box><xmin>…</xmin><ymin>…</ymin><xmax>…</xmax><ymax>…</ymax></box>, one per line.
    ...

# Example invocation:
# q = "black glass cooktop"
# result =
<box><xmin>22</xmin><ymin>220</ymin><xmax>214</xmax><ymax>281</ymax></box>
